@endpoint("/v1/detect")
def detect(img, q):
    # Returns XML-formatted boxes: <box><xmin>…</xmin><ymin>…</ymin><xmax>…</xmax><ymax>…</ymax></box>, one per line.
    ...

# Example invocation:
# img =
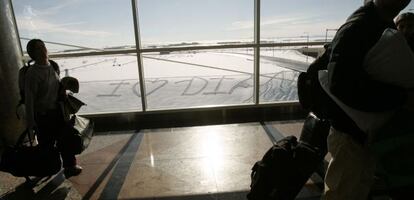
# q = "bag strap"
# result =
<box><xmin>15</xmin><ymin>105</ymin><xmax>22</xmax><ymax>120</ymax></box>
<box><xmin>14</xmin><ymin>129</ymin><xmax>35</xmax><ymax>148</ymax></box>
<box><xmin>49</xmin><ymin>60</ymin><xmax>60</xmax><ymax>76</ymax></box>
<box><xmin>15</xmin><ymin>60</ymin><xmax>37</xmax><ymax>120</ymax></box>
<box><xmin>15</xmin><ymin>129</ymin><xmax>28</xmax><ymax>147</ymax></box>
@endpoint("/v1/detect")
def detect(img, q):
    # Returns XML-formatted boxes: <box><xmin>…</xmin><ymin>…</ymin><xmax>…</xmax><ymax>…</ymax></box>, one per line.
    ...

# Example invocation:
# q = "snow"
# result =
<box><xmin>54</xmin><ymin>48</ymin><xmax>310</xmax><ymax>114</ymax></box>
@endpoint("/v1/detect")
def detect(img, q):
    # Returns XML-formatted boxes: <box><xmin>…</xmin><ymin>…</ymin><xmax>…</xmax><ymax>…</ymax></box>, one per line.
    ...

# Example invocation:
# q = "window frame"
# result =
<box><xmin>15</xmin><ymin>0</ymin><xmax>326</xmax><ymax>115</ymax></box>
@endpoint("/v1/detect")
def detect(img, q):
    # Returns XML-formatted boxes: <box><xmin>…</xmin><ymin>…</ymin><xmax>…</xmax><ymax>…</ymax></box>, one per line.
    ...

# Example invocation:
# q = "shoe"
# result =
<box><xmin>64</xmin><ymin>165</ymin><xmax>82</xmax><ymax>178</ymax></box>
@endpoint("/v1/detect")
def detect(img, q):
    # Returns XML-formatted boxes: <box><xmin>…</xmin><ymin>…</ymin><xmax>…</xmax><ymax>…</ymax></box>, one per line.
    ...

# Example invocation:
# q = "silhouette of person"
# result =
<box><xmin>25</xmin><ymin>39</ymin><xmax>82</xmax><ymax>178</ymax></box>
<box><xmin>322</xmin><ymin>0</ymin><xmax>411</xmax><ymax>199</ymax></box>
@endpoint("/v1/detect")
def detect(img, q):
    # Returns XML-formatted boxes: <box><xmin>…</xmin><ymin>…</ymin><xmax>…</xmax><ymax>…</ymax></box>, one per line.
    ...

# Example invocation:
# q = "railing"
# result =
<box><xmin>47</xmin><ymin>41</ymin><xmax>327</xmax><ymax>59</ymax></box>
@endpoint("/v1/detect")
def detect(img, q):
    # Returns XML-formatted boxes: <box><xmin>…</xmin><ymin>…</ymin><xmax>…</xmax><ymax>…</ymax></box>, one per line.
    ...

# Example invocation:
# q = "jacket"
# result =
<box><xmin>25</xmin><ymin>61</ymin><xmax>61</xmax><ymax>129</ymax></box>
<box><xmin>327</xmin><ymin>2</ymin><xmax>407</xmax><ymax>141</ymax></box>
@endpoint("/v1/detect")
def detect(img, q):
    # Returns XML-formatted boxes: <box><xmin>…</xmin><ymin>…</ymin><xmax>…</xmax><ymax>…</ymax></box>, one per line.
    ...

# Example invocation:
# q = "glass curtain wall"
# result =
<box><xmin>12</xmin><ymin>0</ymin><xmax>414</xmax><ymax>113</ymax></box>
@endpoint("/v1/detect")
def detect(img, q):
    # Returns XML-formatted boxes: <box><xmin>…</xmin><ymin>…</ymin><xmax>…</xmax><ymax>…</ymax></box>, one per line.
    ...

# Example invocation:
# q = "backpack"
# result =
<box><xmin>16</xmin><ymin>60</ymin><xmax>60</xmax><ymax>118</ymax></box>
<box><xmin>297</xmin><ymin>14</ymin><xmax>362</xmax><ymax>119</ymax></box>
<box><xmin>297</xmin><ymin>44</ymin><xmax>335</xmax><ymax>119</ymax></box>
<box><xmin>247</xmin><ymin>133</ymin><xmax>327</xmax><ymax>200</ymax></box>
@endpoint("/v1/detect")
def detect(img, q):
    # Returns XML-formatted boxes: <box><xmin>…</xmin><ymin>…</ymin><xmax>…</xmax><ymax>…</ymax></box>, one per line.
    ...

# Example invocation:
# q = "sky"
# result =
<box><xmin>11</xmin><ymin>0</ymin><xmax>414</xmax><ymax>51</ymax></box>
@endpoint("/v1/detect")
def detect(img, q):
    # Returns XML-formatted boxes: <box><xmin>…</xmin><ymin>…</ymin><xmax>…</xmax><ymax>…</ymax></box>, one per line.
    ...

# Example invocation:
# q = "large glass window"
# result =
<box><xmin>12</xmin><ymin>0</ymin><xmax>414</xmax><ymax>113</ymax></box>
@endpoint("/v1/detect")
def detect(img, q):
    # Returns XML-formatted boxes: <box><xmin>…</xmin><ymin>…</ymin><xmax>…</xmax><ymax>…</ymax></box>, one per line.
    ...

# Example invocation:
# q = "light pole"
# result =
<box><xmin>325</xmin><ymin>28</ymin><xmax>338</xmax><ymax>42</ymax></box>
<box><xmin>303</xmin><ymin>32</ymin><xmax>309</xmax><ymax>63</ymax></box>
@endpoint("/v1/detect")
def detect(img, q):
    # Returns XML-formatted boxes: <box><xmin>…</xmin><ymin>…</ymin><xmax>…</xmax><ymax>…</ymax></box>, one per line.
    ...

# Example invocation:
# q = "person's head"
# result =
<box><xmin>395</xmin><ymin>12</ymin><xmax>414</xmax><ymax>39</ymax></box>
<box><xmin>26</xmin><ymin>39</ymin><xmax>48</xmax><ymax>62</ymax></box>
<box><xmin>374</xmin><ymin>0</ymin><xmax>411</xmax><ymax>21</ymax></box>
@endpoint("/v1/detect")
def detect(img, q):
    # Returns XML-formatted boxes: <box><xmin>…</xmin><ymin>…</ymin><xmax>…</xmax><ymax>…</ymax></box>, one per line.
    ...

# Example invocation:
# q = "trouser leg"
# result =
<box><xmin>322</xmin><ymin>128</ymin><xmax>376</xmax><ymax>200</ymax></box>
<box><xmin>35</xmin><ymin>109</ymin><xmax>77</xmax><ymax>168</ymax></box>
<box><xmin>61</xmin><ymin>152</ymin><xmax>77</xmax><ymax>168</ymax></box>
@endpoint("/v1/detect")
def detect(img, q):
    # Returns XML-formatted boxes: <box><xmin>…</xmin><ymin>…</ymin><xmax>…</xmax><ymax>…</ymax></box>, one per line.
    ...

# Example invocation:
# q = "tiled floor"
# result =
<box><xmin>0</xmin><ymin>121</ymin><xmax>325</xmax><ymax>200</ymax></box>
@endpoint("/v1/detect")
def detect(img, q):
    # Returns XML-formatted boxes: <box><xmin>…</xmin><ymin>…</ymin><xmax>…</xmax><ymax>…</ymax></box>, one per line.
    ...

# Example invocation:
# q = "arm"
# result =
<box><xmin>24</xmin><ymin>70</ymin><xmax>38</xmax><ymax>129</ymax></box>
<box><xmin>328</xmin><ymin>23</ymin><xmax>406</xmax><ymax>112</ymax></box>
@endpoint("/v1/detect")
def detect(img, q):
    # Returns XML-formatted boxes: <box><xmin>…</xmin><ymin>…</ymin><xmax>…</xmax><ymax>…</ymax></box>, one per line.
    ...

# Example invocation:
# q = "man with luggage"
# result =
<box><xmin>25</xmin><ymin>39</ymin><xmax>83</xmax><ymax>178</ymax></box>
<box><xmin>323</xmin><ymin>0</ymin><xmax>412</xmax><ymax>199</ymax></box>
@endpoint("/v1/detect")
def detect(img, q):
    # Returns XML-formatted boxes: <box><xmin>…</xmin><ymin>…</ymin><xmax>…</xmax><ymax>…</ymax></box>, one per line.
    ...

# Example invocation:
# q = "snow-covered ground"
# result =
<box><xmin>54</xmin><ymin>48</ymin><xmax>315</xmax><ymax>114</ymax></box>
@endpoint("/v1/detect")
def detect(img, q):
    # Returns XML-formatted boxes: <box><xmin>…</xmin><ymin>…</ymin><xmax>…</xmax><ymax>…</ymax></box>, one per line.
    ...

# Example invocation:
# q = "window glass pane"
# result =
<box><xmin>12</xmin><ymin>0</ymin><xmax>141</xmax><ymax>113</ymax></box>
<box><xmin>260</xmin><ymin>0</ymin><xmax>361</xmax><ymax>103</ymax></box>
<box><xmin>259</xmin><ymin>1</ymin><xmax>414</xmax><ymax>103</ymax></box>
<box><xmin>258</xmin><ymin>47</ymin><xmax>303</xmax><ymax>103</ymax></box>
<box><xmin>54</xmin><ymin>54</ymin><xmax>141</xmax><ymax>114</ymax></box>
<box><xmin>13</xmin><ymin>0</ymin><xmax>135</xmax><ymax>53</ymax></box>
<box><xmin>261</xmin><ymin>0</ymin><xmax>362</xmax><ymax>43</ymax></box>
<box><xmin>138</xmin><ymin>0</ymin><xmax>253</xmax><ymax>48</ymax></box>
<box><xmin>142</xmin><ymin>49</ymin><xmax>254</xmax><ymax>110</ymax></box>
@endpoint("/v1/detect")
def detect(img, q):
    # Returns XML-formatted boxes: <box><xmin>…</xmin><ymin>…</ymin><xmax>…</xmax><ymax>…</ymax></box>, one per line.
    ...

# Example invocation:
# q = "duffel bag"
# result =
<box><xmin>0</xmin><ymin>129</ymin><xmax>62</xmax><ymax>177</ymax></box>
<box><xmin>59</xmin><ymin>115</ymin><xmax>94</xmax><ymax>155</ymax></box>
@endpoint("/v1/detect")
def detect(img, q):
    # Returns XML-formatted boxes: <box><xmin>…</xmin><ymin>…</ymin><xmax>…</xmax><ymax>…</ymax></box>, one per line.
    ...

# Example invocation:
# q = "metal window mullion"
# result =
<box><xmin>131</xmin><ymin>0</ymin><xmax>147</xmax><ymax>111</ymax></box>
<box><xmin>254</xmin><ymin>0</ymin><xmax>260</xmax><ymax>105</ymax></box>
<box><xmin>48</xmin><ymin>42</ymin><xmax>326</xmax><ymax>59</ymax></box>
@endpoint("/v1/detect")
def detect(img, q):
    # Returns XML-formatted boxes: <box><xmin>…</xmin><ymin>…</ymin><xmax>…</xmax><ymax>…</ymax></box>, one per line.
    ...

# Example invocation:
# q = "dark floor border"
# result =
<box><xmin>98</xmin><ymin>131</ymin><xmax>143</xmax><ymax>200</ymax></box>
<box><xmin>82</xmin><ymin>131</ymin><xmax>141</xmax><ymax>200</ymax></box>
<box><xmin>84</xmin><ymin>103</ymin><xmax>307</xmax><ymax>132</ymax></box>
<box><xmin>115</xmin><ymin>190</ymin><xmax>320</xmax><ymax>200</ymax></box>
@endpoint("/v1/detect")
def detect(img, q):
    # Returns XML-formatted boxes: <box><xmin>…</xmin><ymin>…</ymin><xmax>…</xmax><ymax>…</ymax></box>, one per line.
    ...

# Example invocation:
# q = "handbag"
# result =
<box><xmin>59</xmin><ymin>76</ymin><xmax>85</xmax><ymax>122</ymax></box>
<box><xmin>60</xmin><ymin>94</ymin><xmax>86</xmax><ymax>122</ymax></box>
<box><xmin>297</xmin><ymin>44</ymin><xmax>335</xmax><ymax>119</ymax></box>
<box><xmin>0</xmin><ymin>129</ymin><xmax>62</xmax><ymax>177</ymax></box>
<box><xmin>60</xmin><ymin>115</ymin><xmax>94</xmax><ymax>155</ymax></box>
